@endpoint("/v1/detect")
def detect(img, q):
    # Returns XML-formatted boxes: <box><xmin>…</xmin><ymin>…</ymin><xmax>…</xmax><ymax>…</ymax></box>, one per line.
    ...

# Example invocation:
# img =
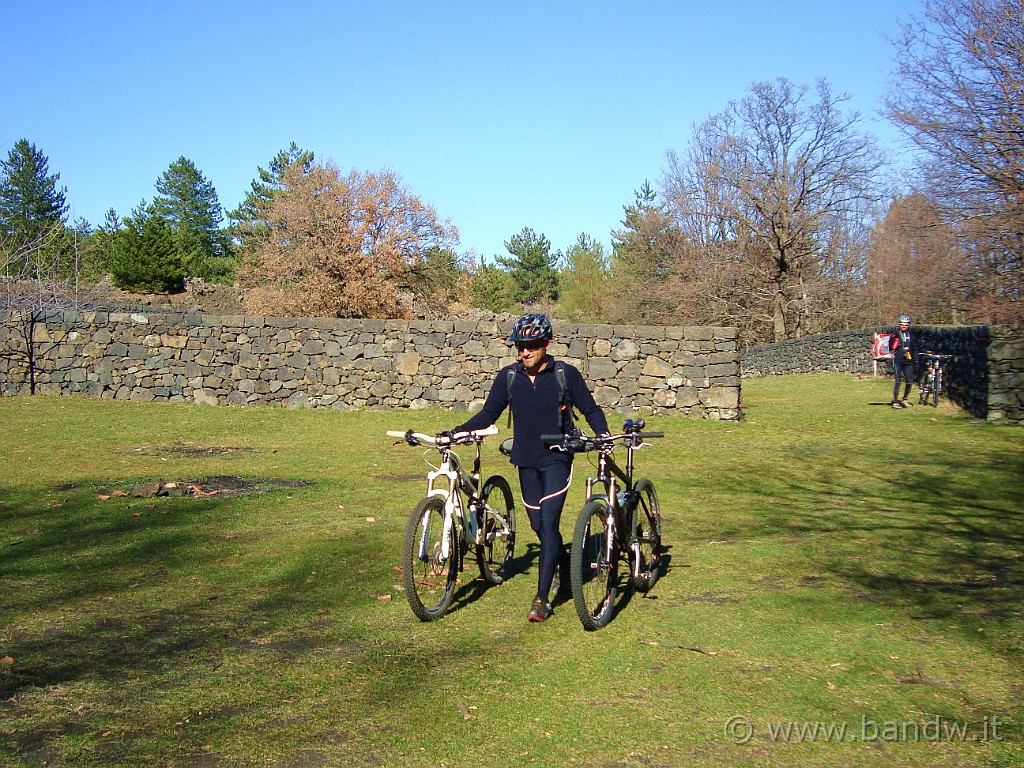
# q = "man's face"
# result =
<box><xmin>899</xmin><ymin>322</ymin><xmax>910</xmax><ymax>331</ymax></box>
<box><xmin>516</xmin><ymin>339</ymin><xmax>549</xmax><ymax>368</ymax></box>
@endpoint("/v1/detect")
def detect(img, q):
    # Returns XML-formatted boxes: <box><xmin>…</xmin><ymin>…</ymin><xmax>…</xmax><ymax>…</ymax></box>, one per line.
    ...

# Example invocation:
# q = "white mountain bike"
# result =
<box><xmin>386</xmin><ymin>426</ymin><xmax>516</xmax><ymax>621</ymax></box>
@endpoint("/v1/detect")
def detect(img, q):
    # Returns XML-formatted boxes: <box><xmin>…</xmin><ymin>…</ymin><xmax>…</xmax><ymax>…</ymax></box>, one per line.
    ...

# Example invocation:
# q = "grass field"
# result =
<box><xmin>1</xmin><ymin>373</ymin><xmax>1021</xmax><ymax>767</ymax></box>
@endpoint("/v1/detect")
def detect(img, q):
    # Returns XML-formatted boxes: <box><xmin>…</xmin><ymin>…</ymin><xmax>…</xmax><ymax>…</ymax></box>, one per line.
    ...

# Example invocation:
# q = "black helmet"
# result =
<box><xmin>508</xmin><ymin>313</ymin><xmax>553</xmax><ymax>342</ymax></box>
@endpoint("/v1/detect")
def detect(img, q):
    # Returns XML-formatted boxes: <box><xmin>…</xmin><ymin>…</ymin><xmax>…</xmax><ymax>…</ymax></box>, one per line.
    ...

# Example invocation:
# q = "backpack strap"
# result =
<box><xmin>506</xmin><ymin>367</ymin><xmax>516</xmax><ymax>428</ymax></box>
<box><xmin>554</xmin><ymin>361</ymin><xmax>576</xmax><ymax>433</ymax></box>
<box><xmin>506</xmin><ymin>360</ymin><xmax>576</xmax><ymax>433</ymax></box>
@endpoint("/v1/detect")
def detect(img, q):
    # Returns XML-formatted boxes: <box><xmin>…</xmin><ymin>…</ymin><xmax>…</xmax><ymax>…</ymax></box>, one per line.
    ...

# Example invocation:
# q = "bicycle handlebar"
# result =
<box><xmin>386</xmin><ymin>425</ymin><xmax>499</xmax><ymax>447</ymax></box>
<box><xmin>920</xmin><ymin>351</ymin><xmax>955</xmax><ymax>360</ymax></box>
<box><xmin>540</xmin><ymin>431</ymin><xmax>664</xmax><ymax>452</ymax></box>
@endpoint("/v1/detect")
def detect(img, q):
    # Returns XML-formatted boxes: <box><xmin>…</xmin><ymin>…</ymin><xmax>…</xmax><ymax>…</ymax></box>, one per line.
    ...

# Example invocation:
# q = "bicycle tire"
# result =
<box><xmin>570</xmin><ymin>499</ymin><xmax>618</xmax><ymax>631</ymax></box>
<box><xmin>630</xmin><ymin>478</ymin><xmax>662</xmax><ymax>593</ymax></box>
<box><xmin>402</xmin><ymin>496</ymin><xmax>458</xmax><ymax>621</ymax></box>
<box><xmin>476</xmin><ymin>475</ymin><xmax>516</xmax><ymax>584</ymax></box>
<box><xmin>933</xmin><ymin>369</ymin><xmax>942</xmax><ymax>407</ymax></box>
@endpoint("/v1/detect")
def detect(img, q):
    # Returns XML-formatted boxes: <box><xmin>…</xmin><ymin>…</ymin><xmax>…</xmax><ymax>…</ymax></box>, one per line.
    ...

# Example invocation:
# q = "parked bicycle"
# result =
<box><xmin>386</xmin><ymin>426</ymin><xmax>516</xmax><ymax>621</ymax></box>
<box><xmin>542</xmin><ymin>419</ymin><xmax>664</xmax><ymax>630</ymax></box>
<box><xmin>917</xmin><ymin>352</ymin><xmax>954</xmax><ymax>407</ymax></box>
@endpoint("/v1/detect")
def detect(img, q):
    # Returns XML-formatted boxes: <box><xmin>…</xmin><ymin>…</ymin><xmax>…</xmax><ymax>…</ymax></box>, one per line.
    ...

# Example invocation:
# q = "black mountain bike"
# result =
<box><xmin>543</xmin><ymin>419</ymin><xmax>664</xmax><ymax>630</ymax></box>
<box><xmin>918</xmin><ymin>352</ymin><xmax>954</xmax><ymax>407</ymax></box>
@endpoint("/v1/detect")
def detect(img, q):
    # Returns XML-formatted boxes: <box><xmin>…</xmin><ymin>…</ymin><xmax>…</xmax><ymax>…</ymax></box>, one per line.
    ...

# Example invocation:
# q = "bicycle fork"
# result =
<box><xmin>418</xmin><ymin>467</ymin><xmax>472</xmax><ymax>565</ymax></box>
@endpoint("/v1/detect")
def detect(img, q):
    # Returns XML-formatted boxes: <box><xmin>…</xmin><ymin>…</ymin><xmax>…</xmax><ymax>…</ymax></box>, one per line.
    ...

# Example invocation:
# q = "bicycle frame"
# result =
<box><xmin>390</xmin><ymin>425</ymin><xmax>515</xmax><ymax>621</ymax></box>
<box><xmin>586</xmin><ymin>437</ymin><xmax>649</xmax><ymax>580</ymax></box>
<box><xmin>545</xmin><ymin>428</ymin><xmax>660</xmax><ymax>581</ymax></box>
<box><xmin>423</xmin><ymin>441</ymin><xmax>483</xmax><ymax>561</ymax></box>
<box><xmin>388</xmin><ymin>426</ymin><xmax>501</xmax><ymax>563</ymax></box>
<box><xmin>918</xmin><ymin>352</ymin><xmax>953</xmax><ymax>405</ymax></box>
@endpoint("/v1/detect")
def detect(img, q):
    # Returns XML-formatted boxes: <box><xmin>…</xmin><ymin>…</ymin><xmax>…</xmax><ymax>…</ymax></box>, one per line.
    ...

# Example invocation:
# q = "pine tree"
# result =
<box><xmin>88</xmin><ymin>208</ymin><xmax>123</xmax><ymax>275</ymax></box>
<box><xmin>229</xmin><ymin>142</ymin><xmax>314</xmax><ymax>234</ymax></box>
<box><xmin>0</xmin><ymin>139</ymin><xmax>69</xmax><ymax>275</ymax></box>
<box><xmin>559</xmin><ymin>233</ymin><xmax>611</xmax><ymax>322</ymax></box>
<box><xmin>150</xmin><ymin>156</ymin><xmax>233</xmax><ymax>283</ymax></box>
<box><xmin>109</xmin><ymin>214</ymin><xmax>185</xmax><ymax>293</ymax></box>
<box><xmin>468</xmin><ymin>263</ymin><xmax>518</xmax><ymax>312</ymax></box>
<box><xmin>495</xmin><ymin>227</ymin><xmax>559</xmax><ymax>304</ymax></box>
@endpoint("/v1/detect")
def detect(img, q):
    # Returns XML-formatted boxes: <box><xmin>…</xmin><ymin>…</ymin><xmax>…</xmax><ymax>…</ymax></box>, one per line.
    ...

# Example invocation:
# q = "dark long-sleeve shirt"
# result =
<box><xmin>889</xmin><ymin>329</ymin><xmax>916</xmax><ymax>363</ymax></box>
<box><xmin>455</xmin><ymin>357</ymin><xmax>609</xmax><ymax>468</ymax></box>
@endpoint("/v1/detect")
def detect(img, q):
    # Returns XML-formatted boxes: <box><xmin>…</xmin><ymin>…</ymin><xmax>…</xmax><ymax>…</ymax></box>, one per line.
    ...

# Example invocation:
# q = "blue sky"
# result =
<box><xmin>3</xmin><ymin>0</ymin><xmax>921</xmax><ymax>263</ymax></box>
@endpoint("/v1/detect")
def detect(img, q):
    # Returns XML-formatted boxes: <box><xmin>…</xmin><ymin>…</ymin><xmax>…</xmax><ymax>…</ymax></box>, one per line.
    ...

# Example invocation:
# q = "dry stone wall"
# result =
<box><xmin>741</xmin><ymin>324</ymin><xmax>1023</xmax><ymax>424</ymax></box>
<box><xmin>987</xmin><ymin>324</ymin><xmax>1024</xmax><ymax>425</ymax></box>
<box><xmin>0</xmin><ymin>310</ymin><xmax>742</xmax><ymax>421</ymax></box>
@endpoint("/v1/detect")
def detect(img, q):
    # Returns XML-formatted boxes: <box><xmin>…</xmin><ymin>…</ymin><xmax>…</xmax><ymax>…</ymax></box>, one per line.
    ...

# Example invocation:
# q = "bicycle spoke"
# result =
<box><xmin>402</xmin><ymin>497</ymin><xmax>457</xmax><ymax>621</ymax></box>
<box><xmin>571</xmin><ymin>501</ymin><xmax>618</xmax><ymax>630</ymax></box>
<box><xmin>631</xmin><ymin>479</ymin><xmax>662</xmax><ymax>593</ymax></box>
<box><xmin>476</xmin><ymin>475</ymin><xmax>516</xmax><ymax>585</ymax></box>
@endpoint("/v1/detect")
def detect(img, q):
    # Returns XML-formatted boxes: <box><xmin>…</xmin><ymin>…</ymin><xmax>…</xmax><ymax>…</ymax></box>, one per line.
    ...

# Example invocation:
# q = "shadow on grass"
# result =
<box><xmin>713</xmin><ymin>443</ymin><xmax>1024</xmax><ymax>662</ymax></box>
<box><xmin>2</xmin><ymin>475</ymin><xmax>539</xmax><ymax>766</ymax></box>
<box><xmin>0</xmin><ymin>481</ymin><xmax>367</xmax><ymax>699</ymax></box>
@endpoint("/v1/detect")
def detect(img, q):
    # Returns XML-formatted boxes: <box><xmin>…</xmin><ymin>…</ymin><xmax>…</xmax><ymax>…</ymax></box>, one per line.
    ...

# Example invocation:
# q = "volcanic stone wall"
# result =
<box><xmin>741</xmin><ymin>325</ymin><xmax>1023</xmax><ymax>424</ymax></box>
<box><xmin>0</xmin><ymin>310</ymin><xmax>742</xmax><ymax>420</ymax></box>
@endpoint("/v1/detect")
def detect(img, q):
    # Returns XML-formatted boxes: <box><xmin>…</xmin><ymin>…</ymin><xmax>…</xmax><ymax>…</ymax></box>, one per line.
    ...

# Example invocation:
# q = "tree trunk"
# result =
<box><xmin>772</xmin><ymin>288</ymin><xmax>787</xmax><ymax>342</ymax></box>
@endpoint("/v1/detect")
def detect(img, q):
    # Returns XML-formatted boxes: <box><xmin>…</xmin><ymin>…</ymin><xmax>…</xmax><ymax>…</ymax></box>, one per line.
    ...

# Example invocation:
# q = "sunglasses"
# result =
<box><xmin>516</xmin><ymin>341</ymin><xmax>547</xmax><ymax>352</ymax></box>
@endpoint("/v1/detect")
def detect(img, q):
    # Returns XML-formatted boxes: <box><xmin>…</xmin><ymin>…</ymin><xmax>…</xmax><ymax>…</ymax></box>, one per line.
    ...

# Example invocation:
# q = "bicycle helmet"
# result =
<box><xmin>508</xmin><ymin>313</ymin><xmax>553</xmax><ymax>343</ymax></box>
<box><xmin>898</xmin><ymin>315</ymin><xmax>912</xmax><ymax>324</ymax></box>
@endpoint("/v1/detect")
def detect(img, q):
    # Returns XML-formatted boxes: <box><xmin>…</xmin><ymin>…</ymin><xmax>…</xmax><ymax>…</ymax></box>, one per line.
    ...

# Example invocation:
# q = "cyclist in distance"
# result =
<box><xmin>448</xmin><ymin>313</ymin><xmax>609</xmax><ymax>623</ymax></box>
<box><xmin>887</xmin><ymin>314</ymin><xmax>917</xmax><ymax>409</ymax></box>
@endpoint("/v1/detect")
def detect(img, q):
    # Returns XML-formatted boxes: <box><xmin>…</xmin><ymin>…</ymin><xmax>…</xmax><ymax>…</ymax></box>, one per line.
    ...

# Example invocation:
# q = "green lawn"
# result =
<box><xmin>1</xmin><ymin>373</ymin><xmax>1021</xmax><ymax>767</ymax></box>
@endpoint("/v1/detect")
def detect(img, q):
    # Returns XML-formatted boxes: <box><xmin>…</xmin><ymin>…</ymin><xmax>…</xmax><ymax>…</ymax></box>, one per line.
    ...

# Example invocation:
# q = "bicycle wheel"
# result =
<box><xmin>933</xmin><ymin>369</ymin><xmax>942</xmax><ymax>407</ymax></box>
<box><xmin>476</xmin><ymin>475</ymin><xmax>516</xmax><ymax>584</ymax></box>
<box><xmin>402</xmin><ymin>496</ymin><xmax>457</xmax><ymax>621</ymax></box>
<box><xmin>570</xmin><ymin>499</ymin><xmax>618</xmax><ymax>631</ymax></box>
<box><xmin>630</xmin><ymin>479</ymin><xmax>662</xmax><ymax>593</ymax></box>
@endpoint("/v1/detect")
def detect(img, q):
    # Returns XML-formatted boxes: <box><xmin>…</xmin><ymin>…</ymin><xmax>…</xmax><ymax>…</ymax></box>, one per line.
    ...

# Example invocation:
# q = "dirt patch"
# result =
<box><xmin>87</xmin><ymin>280</ymin><xmax>247</xmax><ymax>315</ymax></box>
<box><xmin>130</xmin><ymin>444</ymin><xmax>256</xmax><ymax>459</ymax></box>
<box><xmin>90</xmin><ymin>476</ymin><xmax>313</xmax><ymax>500</ymax></box>
<box><xmin>189</xmin><ymin>476</ymin><xmax>314</xmax><ymax>495</ymax></box>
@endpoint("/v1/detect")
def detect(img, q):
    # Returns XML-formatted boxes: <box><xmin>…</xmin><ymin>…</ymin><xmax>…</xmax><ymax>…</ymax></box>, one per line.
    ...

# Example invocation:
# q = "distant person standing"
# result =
<box><xmin>888</xmin><ymin>315</ymin><xmax>916</xmax><ymax>408</ymax></box>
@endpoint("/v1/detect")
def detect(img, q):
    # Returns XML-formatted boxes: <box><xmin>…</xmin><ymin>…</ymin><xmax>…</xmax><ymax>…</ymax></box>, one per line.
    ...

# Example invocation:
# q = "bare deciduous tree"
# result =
<box><xmin>886</xmin><ymin>0</ymin><xmax>1023</xmax><ymax>321</ymax></box>
<box><xmin>1</xmin><ymin>224</ymin><xmax>94</xmax><ymax>395</ymax></box>
<box><xmin>240</xmin><ymin>161</ymin><xmax>460</xmax><ymax>318</ymax></box>
<box><xmin>860</xmin><ymin>193</ymin><xmax>966</xmax><ymax>325</ymax></box>
<box><xmin>664</xmin><ymin>78</ymin><xmax>886</xmax><ymax>341</ymax></box>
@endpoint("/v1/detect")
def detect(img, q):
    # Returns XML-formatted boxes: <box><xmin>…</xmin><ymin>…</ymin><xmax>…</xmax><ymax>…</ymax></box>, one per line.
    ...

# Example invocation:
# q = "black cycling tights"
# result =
<box><xmin>518</xmin><ymin>460</ymin><xmax>573</xmax><ymax>601</ymax></box>
<box><xmin>893</xmin><ymin>357</ymin><xmax>914</xmax><ymax>402</ymax></box>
